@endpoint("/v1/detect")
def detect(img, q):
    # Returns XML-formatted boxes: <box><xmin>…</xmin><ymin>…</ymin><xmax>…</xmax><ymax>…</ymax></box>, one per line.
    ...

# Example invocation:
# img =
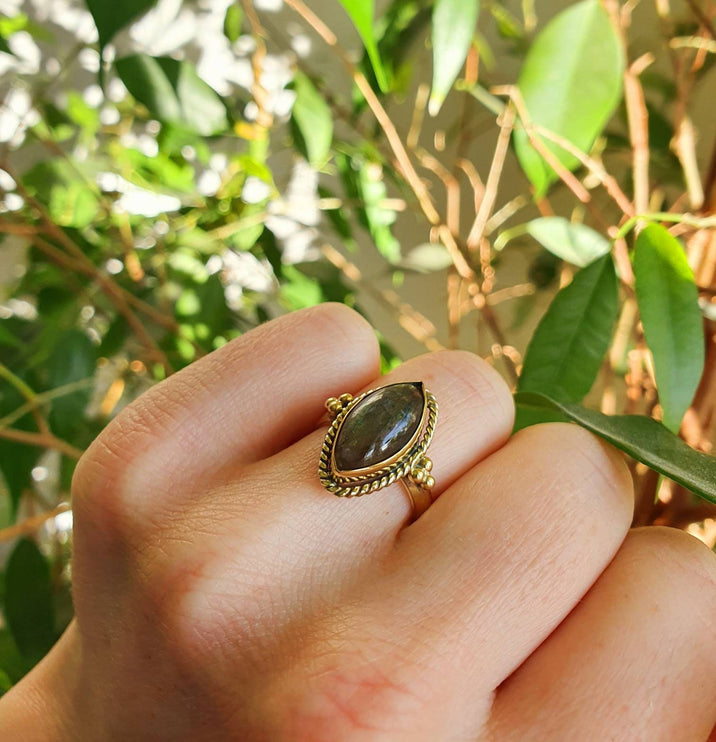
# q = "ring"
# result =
<box><xmin>319</xmin><ymin>382</ymin><xmax>439</xmax><ymax>521</ymax></box>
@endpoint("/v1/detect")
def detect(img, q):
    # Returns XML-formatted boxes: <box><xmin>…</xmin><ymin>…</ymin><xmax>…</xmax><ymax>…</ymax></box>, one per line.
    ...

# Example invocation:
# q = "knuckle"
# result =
<box><xmin>434</xmin><ymin>349</ymin><xmax>515</xmax><ymax>424</ymax></box>
<box><xmin>625</xmin><ymin>527</ymin><xmax>716</xmax><ymax>619</ymax></box>
<box><xmin>71</xmin><ymin>380</ymin><xmax>183</xmax><ymax>543</ymax></box>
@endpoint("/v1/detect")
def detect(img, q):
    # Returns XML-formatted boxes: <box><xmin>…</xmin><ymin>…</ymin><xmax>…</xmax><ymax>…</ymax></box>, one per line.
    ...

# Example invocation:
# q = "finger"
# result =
<box><xmin>248</xmin><ymin>349</ymin><xmax>516</xmax><ymax>541</ymax></box>
<box><xmin>369</xmin><ymin>423</ymin><xmax>633</xmax><ymax>715</ymax></box>
<box><xmin>72</xmin><ymin>303</ymin><xmax>379</xmax><ymax>536</ymax></box>
<box><xmin>488</xmin><ymin>527</ymin><xmax>716</xmax><ymax>741</ymax></box>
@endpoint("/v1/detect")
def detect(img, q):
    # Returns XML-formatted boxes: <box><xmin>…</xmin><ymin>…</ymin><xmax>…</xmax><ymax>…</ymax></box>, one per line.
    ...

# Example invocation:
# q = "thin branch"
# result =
<box><xmin>491</xmin><ymin>86</ymin><xmax>592</xmax><ymax>205</ymax></box>
<box><xmin>466</xmin><ymin>105</ymin><xmax>516</xmax><ymax>249</ymax></box>
<box><xmin>0</xmin><ymin>503</ymin><xmax>71</xmax><ymax>543</ymax></box>
<box><xmin>0</xmin><ymin>427</ymin><xmax>83</xmax><ymax>460</ymax></box>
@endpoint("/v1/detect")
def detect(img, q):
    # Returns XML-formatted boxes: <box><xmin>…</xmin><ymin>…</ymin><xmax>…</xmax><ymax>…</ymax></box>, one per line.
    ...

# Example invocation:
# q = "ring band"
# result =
<box><xmin>319</xmin><ymin>381</ymin><xmax>438</xmax><ymax>522</ymax></box>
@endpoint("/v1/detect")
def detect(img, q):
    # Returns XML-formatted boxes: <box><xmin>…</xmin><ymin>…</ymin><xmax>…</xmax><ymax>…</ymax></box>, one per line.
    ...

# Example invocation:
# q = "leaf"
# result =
<box><xmin>0</xmin><ymin>629</ymin><xmax>32</xmax><ymax>686</ymax></box>
<box><xmin>518</xmin><ymin>254</ymin><xmax>618</xmax><ymax>403</ymax></box>
<box><xmin>633</xmin><ymin>224</ymin><xmax>704</xmax><ymax>433</ymax></box>
<box><xmin>3</xmin><ymin>539</ymin><xmax>55</xmax><ymax>662</ymax></box>
<box><xmin>223</xmin><ymin>3</ymin><xmax>243</xmax><ymax>43</ymax></box>
<box><xmin>514</xmin><ymin>0</ymin><xmax>624</xmax><ymax>196</ymax></box>
<box><xmin>429</xmin><ymin>0</ymin><xmax>479</xmax><ymax>115</ymax></box>
<box><xmin>514</xmin><ymin>392</ymin><xmax>716</xmax><ymax>505</ymax></box>
<box><xmin>290</xmin><ymin>72</ymin><xmax>333</xmax><ymax>168</ymax></box>
<box><xmin>115</xmin><ymin>55</ymin><xmax>229</xmax><ymax>136</ymax></box>
<box><xmin>525</xmin><ymin>217</ymin><xmax>611</xmax><ymax>267</ymax></box>
<box><xmin>337</xmin><ymin>153</ymin><xmax>400</xmax><ymax>263</ymax></box>
<box><xmin>0</xmin><ymin>668</ymin><xmax>11</xmax><ymax>695</ymax></box>
<box><xmin>317</xmin><ymin>185</ymin><xmax>357</xmax><ymax>251</ymax></box>
<box><xmin>85</xmin><ymin>0</ymin><xmax>158</xmax><ymax>51</ymax></box>
<box><xmin>47</xmin><ymin>330</ymin><xmax>96</xmax><ymax>439</ymax></box>
<box><xmin>400</xmin><ymin>243</ymin><xmax>453</xmax><ymax>273</ymax></box>
<box><xmin>0</xmin><ymin>378</ymin><xmax>42</xmax><ymax>517</ymax></box>
<box><xmin>337</xmin><ymin>0</ymin><xmax>389</xmax><ymax>92</ymax></box>
<box><xmin>22</xmin><ymin>160</ymin><xmax>100</xmax><ymax>229</ymax></box>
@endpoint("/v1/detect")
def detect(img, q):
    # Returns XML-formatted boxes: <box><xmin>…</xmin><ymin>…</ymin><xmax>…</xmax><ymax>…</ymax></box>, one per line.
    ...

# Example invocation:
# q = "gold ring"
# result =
<box><xmin>319</xmin><ymin>382</ymin><xmax>438</xmax><ymax>522</ymax></box>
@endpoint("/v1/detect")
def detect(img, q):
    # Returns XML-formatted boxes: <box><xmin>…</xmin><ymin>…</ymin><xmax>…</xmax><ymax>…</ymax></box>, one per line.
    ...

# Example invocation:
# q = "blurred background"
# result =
<box><xmin>0</xmin><ymin>0</ymin><xmax>714</xmax><ymax>691</ymax></box>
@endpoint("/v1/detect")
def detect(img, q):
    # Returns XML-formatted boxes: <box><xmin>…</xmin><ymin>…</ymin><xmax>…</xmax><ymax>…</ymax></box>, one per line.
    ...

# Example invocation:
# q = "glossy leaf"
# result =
<box><xmin>47</xmin><ymin>330</ymin><xmax>96</xmax><ymax>439</ymax></box>
<box><xmin>338</xmin><ymin>153</ymin><xmax>400</xmax><ymax>262</ymax></box>
<box><xmin>85</xmin><ymin>0</ymin><xmax>158</xmax><ymax>50</ymax></box>
<box><xmin>525</xmin><ymin>217</ymin><xmax>611</xmax><ymax>267</ymax></box>
<box><xmin>429</xmin><ymin>0</ymin><xmax>479</xmax><ymax>115</ymax></box>
<box><xmin>514</xmin><ymin>0</ymin><xmax>623</xmax><ymax>195</ymax></box>
<box><xmin>337</xmin><ymin>0</ymin><xmax>389</xmax><ymax>92</ymax></box>
<box><xmin>0</xmin><ymin>629</ymin><xmax>31</xmax><ymax>687</ymax></box>
<box><xmin>633</xmin><ymin>224</ymin><xmax>704</xmax><ymax>432</ymax></box>
<box><xmin>115</xmin><ymin>55</ymin><xmax>229</xmax><ymax>136</ymax></box>
<box><xmin>23</xmin><ymin>160</ymin><xmax>100</xmax><ymax>229</ymax></box>
<box><xmin>0</xmin><ymin>377</ymin><xmax>42</xmax><ymax>517</ymax></box>
<box><xmin>290</xmin><ymin>72</ymin><xmax>333</xmax><ymax>167</ymax></box>
<box><xmin>3</xmin><ymin>539</ymin><xmax>55</xmax><ymax>662</ymax></box>
<box><xmin>515</xmin><ymin>392</ymin><xmax>716</xmax><ymax>505</ymax></box>
<box><xmin>518</xmin><ymin>254</ymin><xmax>618</xmax><ymax>402</ymax></box>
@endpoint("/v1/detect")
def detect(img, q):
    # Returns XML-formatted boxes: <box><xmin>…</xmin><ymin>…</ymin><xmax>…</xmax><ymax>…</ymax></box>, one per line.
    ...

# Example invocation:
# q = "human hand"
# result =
<box><xmin>1</xmin><ymin>304</ymin><xmax>715</xmax><ymax>741</ymax></box>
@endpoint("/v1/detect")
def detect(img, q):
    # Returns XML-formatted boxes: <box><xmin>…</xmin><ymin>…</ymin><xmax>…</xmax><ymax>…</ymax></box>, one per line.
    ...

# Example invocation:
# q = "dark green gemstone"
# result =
<box><xmin>334</xmin><ymin>382</ymin><xmax>425</xmax><ymax>472</ymax></box>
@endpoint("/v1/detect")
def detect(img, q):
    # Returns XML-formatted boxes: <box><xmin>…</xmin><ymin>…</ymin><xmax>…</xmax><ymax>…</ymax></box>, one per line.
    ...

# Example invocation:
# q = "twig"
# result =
<box><xmin>491</xmin><ymin>86</ymin><xmax>592</xmax><ymax>205</ymax></box>
<box><xmin>529</xmin><ymin>123</ymin><xmax>635</xmax><ymax>216</ymax></box>
<box><xmin>466</xmin><ymin>105</ymin><xmax>516</xmax><ymax>249</ymax></box>
<box><xmin>623</xmin><ymin>53</ymin><xmax>652</xmax><ymax>218</ymax></box>
<box><xmin>0</xmin><ymin>503</ymin><xmax>71</xmax><ymax>543</ymax></box>
<box><xmin>0</xmin><ymin>378</ymin><xmax>94</xmax><ymax>431</ymax></box>
<box><xmin>0</xmin><ymin>427</ymin><xmax>83</xmax><ymax>460</ymax></box>
<box><xmin>0</xmin><ymin>362</ymin><xmax>49</xmax><ymax>434</ymax></box>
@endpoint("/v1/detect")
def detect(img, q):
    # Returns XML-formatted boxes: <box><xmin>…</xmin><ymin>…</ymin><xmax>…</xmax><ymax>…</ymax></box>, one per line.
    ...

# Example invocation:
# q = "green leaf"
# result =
<box><xmin>290</xmin><ymin>72</ymin><xmax>333</xmax><ymax>168</ymax></box>
<box><xmin>429</xmin><ymin>0</ymin><xmax>479</xmax><ymax>115</ymax></box>
<box><xmin>22</xmin><ymin>160</ymin><xmax>100</xmax><ymax>229</ymax></box>
<box><xmin>280</xmin><ymin>264</ymin><xmax>323</xmax><ymax>310</ymax></box>
<box><xmin>514</xmin><ymin>392</ymin><xmax>716</xmax><ymax>505</ymax></box>
<box><xmin>115</xmin><ymin>55</ymin><xmax>229</xmax><ymax>136</ymax></box>
<box><xmin>3</xmin><ymin>539</ymin><xmax>55</xmax><ymax>662</ymax></box>
<box><xmin>525</xmin><ymin>217</ymin><xmax>611</xmax><ymax>267</ymax></box>
<box><xmin>337</xmin><ymin>0</ymin><xmax>389</xmax><ymax>92</ymax></box>
<box><xmin>0</xmin><ymin>377</ymin><xmax>42</xmax><ymax>517</ymax></box>
<box><xmin>85</xmin><ymin>0</ymin><xmax>158</xmax><ymax>51</ymax></box>
<box><xmin>47</xmin><ymin>330</ymin><xmax>96</xmax><ymax>439</ymax></box>
<box><xmin>338</xmin><ymin>153</ymin><xmax>400</xmax><ymax>263</ymax></box>
<box><xmin>0</xmin><ymin>629</ymin><xmax>32</xmax><ymax>686</ymax></box>
<box><xmin>0</xmin><ymin>668</ymin><xmax>11</xmax><ymax>695</ymax></box>
<box><xmin>633</xmin><ymin>224</ymin><xmax>704</xmax><ymax>432</ymax></box>
<box><xmin>518</xmin><ymin>254</ymin><xmax>618</xmax><ymax>403</ymax></box>
<box><xmin>223</xmin><ymin>3</ymin><xmax>243</xmax><ymax>43</ymax></box>
<box><xmin>317</xmin><ymin>186</ymin><xmax>357</xmax><ymax>252</ymax></box>
<box><xmin>514</xmin><ymin>0</ymin><xmax>623</xmax><ymax>196</ymax></box>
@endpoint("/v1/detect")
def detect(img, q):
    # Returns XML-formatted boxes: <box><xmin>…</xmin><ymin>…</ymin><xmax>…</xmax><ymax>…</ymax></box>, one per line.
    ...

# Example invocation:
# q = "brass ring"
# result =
<box><xmin>319</xmin><ymin>382</ymin><xmax>438</xmax><ymax>522</ymax></box>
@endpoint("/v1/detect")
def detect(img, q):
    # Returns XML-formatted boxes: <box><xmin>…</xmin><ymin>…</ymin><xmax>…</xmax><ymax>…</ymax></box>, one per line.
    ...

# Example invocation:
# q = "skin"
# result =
<box><xmin>0</xmin><ymin>303</ymin><xmax>714</xmax><ymax>741</ymax></box>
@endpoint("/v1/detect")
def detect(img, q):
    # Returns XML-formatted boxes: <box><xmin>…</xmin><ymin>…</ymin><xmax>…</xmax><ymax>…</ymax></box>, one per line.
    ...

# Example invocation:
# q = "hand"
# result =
<box><xmin>1</xmin><ymin>304</ymin><xmax>715</xmax><ymax>741</ymax></box>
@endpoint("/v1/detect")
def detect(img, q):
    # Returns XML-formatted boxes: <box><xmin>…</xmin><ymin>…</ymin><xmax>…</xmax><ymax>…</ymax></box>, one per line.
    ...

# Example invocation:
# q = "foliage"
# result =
<box><xmin>0</xmin><ymin>0</ymin><xmax>714</xmax><ymax>687</ymax></box>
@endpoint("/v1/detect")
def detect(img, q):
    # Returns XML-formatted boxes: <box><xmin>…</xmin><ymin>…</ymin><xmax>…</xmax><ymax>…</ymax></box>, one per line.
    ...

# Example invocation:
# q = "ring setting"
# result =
<box><xmin>319</xmin><ymin>382</ymin><xmax>438</xmax><ymax>519</ymax></box>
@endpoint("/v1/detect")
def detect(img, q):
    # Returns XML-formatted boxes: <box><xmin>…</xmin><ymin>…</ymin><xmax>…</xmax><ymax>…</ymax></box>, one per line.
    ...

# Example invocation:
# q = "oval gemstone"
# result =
<box><xmin>334</xmin><ymin>382</ymin><xmax>425</xmax><ymax>472</ymax></box>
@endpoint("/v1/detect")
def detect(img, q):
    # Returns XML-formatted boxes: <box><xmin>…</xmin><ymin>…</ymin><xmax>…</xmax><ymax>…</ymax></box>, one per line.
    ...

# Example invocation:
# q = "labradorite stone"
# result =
<box><xmin>334</xmin><ymin>382</ymin><xmax>424</xmax><ymax>472</ymax></box>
